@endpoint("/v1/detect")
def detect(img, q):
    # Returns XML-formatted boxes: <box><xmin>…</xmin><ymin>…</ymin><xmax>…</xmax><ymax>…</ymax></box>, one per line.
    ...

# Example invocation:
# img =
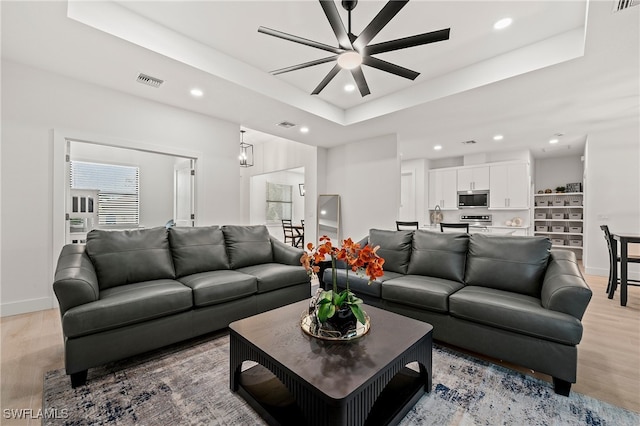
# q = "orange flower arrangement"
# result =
<box><xmin>301</xmin><ymin>236</ymin><xmax>385</xmax><ymax>325</ymax></box>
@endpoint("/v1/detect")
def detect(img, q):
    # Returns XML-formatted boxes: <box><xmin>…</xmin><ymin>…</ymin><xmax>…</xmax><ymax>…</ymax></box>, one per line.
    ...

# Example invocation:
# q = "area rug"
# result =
<box><xmin>43</xmin><ymin>332</ymin><xmax>639</xmax><ymax>426</ymax></box>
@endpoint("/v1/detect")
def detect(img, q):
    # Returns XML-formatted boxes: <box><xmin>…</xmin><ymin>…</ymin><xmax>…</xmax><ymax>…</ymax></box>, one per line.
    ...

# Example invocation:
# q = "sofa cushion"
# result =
<box><xmin>407</xmin><ymin>231</ymin><xmax>469</xmax><ymax>282</ymax></box>
<box><xmin>326</xmin><ymin>268</ymin><xmax>404</xmax><ymax>298</ymax></box>
<box><xmin>464</xmin><ymin>234</ymin><xmax>551</xmax><ymax>297</ymax></box>
<box><xmin>178</xmin><ymin>270</ymin><xmax>257</xmax><ymax>307</ymax></box>
<box><xmin>449</xmin><ymin>286</ymin><xmax>583</xmax><ymax>345</ymax></box>
<box><xmin>237</xmin><ymin>263</ymin><xmax>310</xmax><ymax>294</ymax></box>
<box><xmin>222</xmin><ymin>225</ymin><xmax>273</xmax><ymax>269</ymax></box>
<box><xmin>85</xmin><ymin>227</ymin><xmax>176</xmax><ymax>290</ymax></box>
<box><xmin>381</xmin><ymin>275</ymin><xmax>465</xmax><ymax>313</ymax></box>
<box><xmin>169</xmin><ymin>226</ymin><xmax>229</xmax><ymax>277</ymax></box>
<box><xmin>368</xmin><ymin>229</ymin><xmax>413</xmax><ymax>274</ymax></box>
<box><xmin>62</xmin><ymin>279</ymin><xmax>192</xmax><ymax>338</ymax></box>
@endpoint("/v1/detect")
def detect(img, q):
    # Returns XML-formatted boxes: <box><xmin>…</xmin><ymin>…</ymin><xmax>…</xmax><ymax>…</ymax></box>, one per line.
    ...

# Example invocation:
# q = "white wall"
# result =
<box><xmin>70</xmin><ymin>142</ymin><xmax>177</xmax><ymax>229</ymax></box>
<box><xmin>534</xmin><ymin>155</ymin><xmax>583</xmax><ymax>193</ymax></box>
<box><xmin>583</xmin><ymin>123</ymin><xmax>640</xmax><ymax>279</ymax></box>
<box><xmin>325</xmin><ymin>134</ymin><xmax>399</xmax><ymax>239</ymax></box>
<box><xmin>1</xmin><ymin>61</ymin><xmax>241</xmax><ymax>316</ymax></box>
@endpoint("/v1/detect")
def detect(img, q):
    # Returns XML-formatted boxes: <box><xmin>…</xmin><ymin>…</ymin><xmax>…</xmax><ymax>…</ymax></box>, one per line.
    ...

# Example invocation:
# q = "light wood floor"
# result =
<box><xmin>1</xmin><ymin>271</ymin><xmax>638</xmax><ymax>425</ymax></box>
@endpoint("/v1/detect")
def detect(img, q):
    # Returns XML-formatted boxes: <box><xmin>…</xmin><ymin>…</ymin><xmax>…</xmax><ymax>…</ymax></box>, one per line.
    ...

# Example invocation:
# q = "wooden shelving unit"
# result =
<box><xmin>534</xmin><ymin>192</ymin><xmax>584</xmax><ymax>259</ymax></box>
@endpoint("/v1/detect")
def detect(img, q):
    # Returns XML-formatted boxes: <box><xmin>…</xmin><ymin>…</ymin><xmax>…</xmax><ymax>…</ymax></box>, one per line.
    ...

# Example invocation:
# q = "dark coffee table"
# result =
<box><xmin>229</xmin><ymin>300</ymin><xmax>433</xmax><ymax>426</ymax></box>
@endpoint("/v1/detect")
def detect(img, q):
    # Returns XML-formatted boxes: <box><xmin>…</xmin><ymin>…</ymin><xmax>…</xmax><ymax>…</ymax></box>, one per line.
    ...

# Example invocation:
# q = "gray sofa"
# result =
<box><xmin>53</xmin><ymin>225</ymin><xmax>310</xmax><ymax>387</ymax></box>
<box><xmin>324</xmin><ymin>229</ymin><xmax>592</xmax><ymax>396</ymax></box>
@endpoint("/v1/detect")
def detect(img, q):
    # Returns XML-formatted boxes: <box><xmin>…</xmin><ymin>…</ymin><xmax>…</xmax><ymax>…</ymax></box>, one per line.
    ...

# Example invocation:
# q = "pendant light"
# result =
<box><xmin>239</xmin><ymin>130</ymin><xmax>254</xmax><ymax>167</ymax></box>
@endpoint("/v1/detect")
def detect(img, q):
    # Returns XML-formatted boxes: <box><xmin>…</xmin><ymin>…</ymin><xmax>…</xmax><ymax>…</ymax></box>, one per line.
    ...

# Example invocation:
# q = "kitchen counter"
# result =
<box><xmin>421</xmin><ymin>225</ymin><xmax>521</xmax><ymax>235</ymax></box>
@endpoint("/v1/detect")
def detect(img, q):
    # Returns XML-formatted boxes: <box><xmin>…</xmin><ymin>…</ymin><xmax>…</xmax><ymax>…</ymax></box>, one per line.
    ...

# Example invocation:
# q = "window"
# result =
<box><xmin>266</xmin><ymin>182</ymin><xmax>292</xmax><ymax>223</ymax></box>
<box><xmin>70</xmin><ymin>161</ymin><xmax>139</xmax><ymax>225</ymax></box>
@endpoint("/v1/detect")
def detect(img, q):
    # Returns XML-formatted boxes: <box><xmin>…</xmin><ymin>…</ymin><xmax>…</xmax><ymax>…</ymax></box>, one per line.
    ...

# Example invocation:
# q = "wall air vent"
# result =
<box><xmin>136</xmin><ymin>73</ymin><xmax>164</xmax><ymax>88</ymax></box>
<box><xmin>461</xmin><ymin>140</ymin><xmax>477</xmax><ymax>145</ymax></box>
<box><xmin>613</xmin><ymin>0</ymin><xmax>639</xmax><ymax>12</ymax></box>
<box><xmin>276</xmin><ymin>121</ymin><xmax>297</xmax><ymax>129</ymax></box>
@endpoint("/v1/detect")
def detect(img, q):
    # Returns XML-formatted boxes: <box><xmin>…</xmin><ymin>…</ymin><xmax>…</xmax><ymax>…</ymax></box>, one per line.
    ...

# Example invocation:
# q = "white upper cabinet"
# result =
<box><xmin>428</xmin><ymin>169</ymin><xmax>458</xmax><ymax>210</ymax></box>
<box><xmin>457</xmin><ymin>166</ymin><xmax>490</xmax><ymax>191</ymax></box>
<box><xmin>489</xmin><ymin>163</ymin><xmax>530</xmax><ymax>209</ymax></box>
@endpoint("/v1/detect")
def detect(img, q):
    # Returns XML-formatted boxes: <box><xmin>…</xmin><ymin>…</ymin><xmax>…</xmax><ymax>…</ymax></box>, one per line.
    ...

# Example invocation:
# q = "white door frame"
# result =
<box><xmin>52</xmin><ymin>129</ymin><xmax>202</xmax><ymax>306</ymax></box>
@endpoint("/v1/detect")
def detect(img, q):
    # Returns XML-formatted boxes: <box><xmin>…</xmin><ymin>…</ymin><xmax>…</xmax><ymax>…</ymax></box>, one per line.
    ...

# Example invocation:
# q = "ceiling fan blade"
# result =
<box><xmin>258</xmin><ymin>26</ymin><xmax>343</xmax><ymax>54</ymax></box>
<box><xmin>311</xmin><ymin>64</ymin><xmax>341</xmax><ymax>95</ymax></box>
<box><xmin>366</xmin><ymin>28</ymin><xmax>450</xmax><ymax>55</ymax></box>
<box><xmin>353</xmin><ymin>0</ymin><xmax>409</xmax><ymax>51</ymax></box>
<box><xmin>319</xmin><ymin>0</ymin><xmax>352</xmax><ymax>49</ymax></box>
<box><xmin>271</xmin><ymin>56</ymin><xmax>338</xmax><ymax>75</ymax></box>
<box><xmin>362</xmin><ymin>56</ymin><xmax>419</xmax><ymax>80</ymax></box>
<box><xmin>350</xmin><ymin>66</ymin><xmax>371</xmax><ymax>97</ymax></box>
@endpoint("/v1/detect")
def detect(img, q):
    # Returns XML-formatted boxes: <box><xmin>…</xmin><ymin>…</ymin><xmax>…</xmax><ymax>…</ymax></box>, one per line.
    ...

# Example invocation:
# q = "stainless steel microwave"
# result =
<box><xmin>458</xmin><ymin>191</ymin><xmax>489</xmax><ymax>208</ymax></box>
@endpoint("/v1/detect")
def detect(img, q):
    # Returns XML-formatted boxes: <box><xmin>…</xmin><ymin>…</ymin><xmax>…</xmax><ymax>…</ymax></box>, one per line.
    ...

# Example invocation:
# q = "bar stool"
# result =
<box><xmin>396</xmin><ymin>221</ymin><xmax>419</xmax><ymax>231</ymax></box>
<box><xmin>440</xmin><ymin>223</ymin><xmax>469</xmax><ymax>233</ymax></box>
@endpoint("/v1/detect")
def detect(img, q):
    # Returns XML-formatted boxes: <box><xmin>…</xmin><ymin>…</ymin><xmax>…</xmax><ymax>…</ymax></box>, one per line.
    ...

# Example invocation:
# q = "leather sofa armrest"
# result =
<box><xmin>270</xmin><ymin>237</ymin><xmax>304</xmax><ymax>266</ymax></box>
<box><xmin>53</xmin><ymin>244</ymin><xmax>100</xmax><ymax>316</ymax></box>
<box><xmin>541</xmin><ymin>250</ymin><xmax>592</xmax><ymax>320</ymax></box>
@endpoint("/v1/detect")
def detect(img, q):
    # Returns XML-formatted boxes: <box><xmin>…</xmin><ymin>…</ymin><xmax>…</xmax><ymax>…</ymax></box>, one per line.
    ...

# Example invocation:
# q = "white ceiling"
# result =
<box><xmin>2</xmin><ymin>1</ymin><xmax>638</xmax><ymax>160</ymax></box>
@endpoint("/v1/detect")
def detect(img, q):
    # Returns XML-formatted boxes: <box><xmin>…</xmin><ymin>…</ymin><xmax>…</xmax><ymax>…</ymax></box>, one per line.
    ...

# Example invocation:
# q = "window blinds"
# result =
<box><xmin>70</xmin><ymin>161</ymin><xmax>139</xmax><ymax>225</ymax></box>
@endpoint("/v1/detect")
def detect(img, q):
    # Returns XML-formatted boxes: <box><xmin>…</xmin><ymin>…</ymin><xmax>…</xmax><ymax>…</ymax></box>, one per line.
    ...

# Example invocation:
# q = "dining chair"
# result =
<box><xmin>396</xmin><ymin>221</ymin><xmax>419</xmax><ymax>231</ymax></box>
<box><xmin>440</xmin><ymin>223</ymin><xmax>470</xmax><ymax>233</ymax></box>
<box><xmin>600</xmin><ymin>225</ymin><xmax>640</xmax><ymax>298</ymax></box>
<box><xmin>282</xmin><ymin>219</ymin><xmax>303</xmax><ymax>248</ymax></box>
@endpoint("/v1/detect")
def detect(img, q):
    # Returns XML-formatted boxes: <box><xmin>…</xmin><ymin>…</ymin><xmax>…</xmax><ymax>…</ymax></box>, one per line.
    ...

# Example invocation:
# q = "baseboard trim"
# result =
<box><xmin>585</xmin><ymin>267</ymin><xmax>640</xmax><ymax>281</ymax></box>
<box><xmin>1</xmin><ymin>297</ymin><xmax>54</xmax><ymax>317</ymax></box>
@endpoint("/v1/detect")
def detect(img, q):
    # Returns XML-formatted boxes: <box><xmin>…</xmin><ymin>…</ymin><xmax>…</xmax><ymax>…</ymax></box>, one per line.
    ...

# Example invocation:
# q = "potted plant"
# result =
<box><xmin>301</xmin><ymin>236</ymin><xmax>384</xmax><ymax>335</ymax></box>
<box><xmin>556</xmin><ymin>186</ymin><xmax>566</xmax><ymax>193</ymax></box>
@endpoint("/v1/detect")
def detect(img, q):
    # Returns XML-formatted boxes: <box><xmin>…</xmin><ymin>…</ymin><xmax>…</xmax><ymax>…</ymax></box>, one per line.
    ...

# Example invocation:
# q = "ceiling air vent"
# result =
<box><xmin>276</xmin><ymin>121</ymin><xmax>297</xmax><ymax>129</ymax></box>
<box><xmin>136</xmin><ymin>73</ymin><xmax>164</xmax><ymax>88</ymax></box>
<box><xmin>613</xmin><ymin>0</ymin><xmax>639</xmax><ymax>12</ymax></box>
<box><xmin>461</xmin><ymin>140</ymin><xmax>477</xmax><ymax>145</ymax></box>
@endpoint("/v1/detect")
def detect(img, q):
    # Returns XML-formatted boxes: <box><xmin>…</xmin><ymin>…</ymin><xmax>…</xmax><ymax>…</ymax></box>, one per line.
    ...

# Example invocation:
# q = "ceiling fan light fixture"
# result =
<box><xmin>337</xmin><ymin>51</ymin><xmax>362</xmax><ymax>69</ymax></box>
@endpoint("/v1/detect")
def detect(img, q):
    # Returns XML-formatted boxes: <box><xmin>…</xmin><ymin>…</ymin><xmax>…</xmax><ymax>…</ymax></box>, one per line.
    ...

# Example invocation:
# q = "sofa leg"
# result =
<box><xmin>70</xmin><ymin>370</ymin><xmax>88</xmax><ymax>388</ymax></box>
<box><xmin>552</xmin><ymin>377</ymin><xmax>571</xmax><ymax>396</ymax></box>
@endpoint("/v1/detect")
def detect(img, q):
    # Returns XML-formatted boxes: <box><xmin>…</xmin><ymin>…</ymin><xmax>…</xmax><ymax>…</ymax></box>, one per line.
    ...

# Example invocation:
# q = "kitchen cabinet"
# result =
<box><xmin>428</xmin><ymin>169</ymin><xmax>458</xmax><ymax>210</ymax></box>
<box><xmin>457</xmin><ymin>166</ymin><xmax>490</xmax><ymax>191</ymax></box>
<box><xmin>533</xmin><ymin>192</ymin><xmax>584</xmax><ymax>259</ymax></box>
<box><xmin>489</xmin><ymin>163</ymin><xmax>529</xmax><ymax>209</ymax></box>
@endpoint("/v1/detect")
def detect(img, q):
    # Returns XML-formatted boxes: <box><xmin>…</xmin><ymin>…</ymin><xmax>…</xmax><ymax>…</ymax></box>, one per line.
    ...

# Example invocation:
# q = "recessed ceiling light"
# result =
<box><xmin>493</xmin><ymin>134</ymin><xmax>504</xmax><ymax>141</ymax></box>
<box><xmin>434</xmin><ymin>145</ymin><xmax>442</xmax><ymax>151</ymax></box>
<box><xmin>344</xmin><ymin>84</ymin><xmax>356</xmax><ymax>92</ymax></box>
<box><xmin>300</xmin><ymin>127</ymin><xmax>309</xmax><ymax>134</ymax></box>
<box><xmin>494</xmin><ymin>17</ymin><xmax>512</xmax><ymax>30</ymax></box>
<box><xmin>549</xmin><ymin>138</ymin><xmax>559</xmax><ymax>144</ymax></box>
<box><xmin>190</xmin><ymin>88</ymin><xmax>203</xmax><ymax>97</ymax></box>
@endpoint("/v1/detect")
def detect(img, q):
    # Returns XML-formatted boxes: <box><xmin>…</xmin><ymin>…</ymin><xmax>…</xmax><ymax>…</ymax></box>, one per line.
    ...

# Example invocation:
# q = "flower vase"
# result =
<box><xmin>325</xmin><ymin>306</ymin><xmax>357</xmax><ymax>336</ymax></box>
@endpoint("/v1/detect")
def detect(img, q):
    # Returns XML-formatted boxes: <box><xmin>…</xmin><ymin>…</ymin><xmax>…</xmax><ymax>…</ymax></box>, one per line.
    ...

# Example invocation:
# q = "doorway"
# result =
<box><xmin>249</xmin><ymin>167</ymin><xmax>305</xmax><ymax>243</ymax></box>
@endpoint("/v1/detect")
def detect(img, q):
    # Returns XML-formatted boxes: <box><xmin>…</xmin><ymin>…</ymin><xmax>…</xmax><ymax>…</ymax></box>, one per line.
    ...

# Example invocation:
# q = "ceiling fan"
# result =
<box><xmin>258</xmin><ymin>0</ymin><xmax>450</xmax><ymax>97</ymax></box>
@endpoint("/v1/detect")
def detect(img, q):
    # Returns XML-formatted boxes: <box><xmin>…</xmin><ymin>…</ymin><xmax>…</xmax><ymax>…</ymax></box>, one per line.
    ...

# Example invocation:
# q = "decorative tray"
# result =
<box><xmin>300</xmin><ymin>311</ymin><xmax>370</xmax><ymax>341</ymax></box>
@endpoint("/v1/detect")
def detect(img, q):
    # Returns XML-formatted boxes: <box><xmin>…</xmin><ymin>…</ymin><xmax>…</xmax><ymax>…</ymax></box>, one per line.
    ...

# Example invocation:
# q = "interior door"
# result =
<box><xmin>174</xmin><ymin>159</ymin><xmax>195</xmax><ymax>227</ymax></box>
<box><xmin>399</xmin><ymin>171</ymin><xmax>416</xmax><ymax>221</ymax></box>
